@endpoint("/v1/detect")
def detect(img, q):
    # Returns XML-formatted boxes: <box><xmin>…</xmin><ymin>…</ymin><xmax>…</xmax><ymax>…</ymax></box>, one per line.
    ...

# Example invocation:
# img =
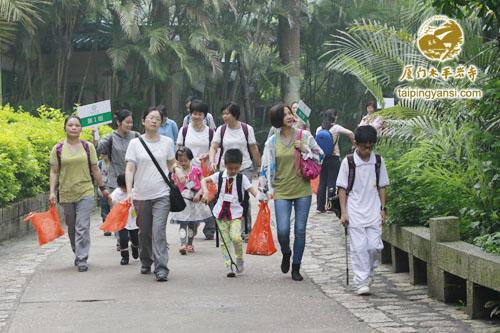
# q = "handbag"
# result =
<box><xmin>138</xmin><ymin>137</ymin><xmax>186</xmax><ymax>212</ymax></box>
<box><xmin>294</xmin><ymin>129</ymin><xmax>321</xmax><ymax>180</ymax></box>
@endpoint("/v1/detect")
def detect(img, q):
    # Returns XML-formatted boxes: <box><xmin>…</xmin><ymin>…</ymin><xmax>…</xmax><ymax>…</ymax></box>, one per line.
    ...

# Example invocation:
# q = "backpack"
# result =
<box><xmin>217</xmin><ymin>123</ymin><xmax>252</xmax><ymax>168</ymax></box>
<box><xmin>328</xmin><ymin>153</ymin><xmax>382</xmax><ymax>217</ymax></box>
<box><xmin>315</xmin><ymin>127</ymin><xmax>338</xmax><ymax>157</ymax></box>
<box><xmin>214</xmin><ymin>173</ymin><xmax>250</xmax><ymax>220</ymax></box>
<box><xmin>55</xmin><ymin>140</ymin><xmax>94</xmax><ymax>203</ymax></box>
<box><xmin>107</xmin><ymin>131</ymin><xmax>140</xmax><ymax>162</ymax></box>
<box><xmin>181</xmin><ymin>125</ymin><xmax>214</xmax><ymax>148</ymax></box>
<box><xmin>346</xmin><ymin>154</ymin><xmax>382</xmax><ymax>194</ymax></box>
<box><xmin>56</xmin><ymin>140</ymin><xmax>93</xmax><ymax>180</ymax></box>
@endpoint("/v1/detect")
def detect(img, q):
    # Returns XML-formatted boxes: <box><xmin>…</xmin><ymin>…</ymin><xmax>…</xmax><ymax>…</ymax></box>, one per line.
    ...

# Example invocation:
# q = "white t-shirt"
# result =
<box><xmin>125</xmin><ymin>135</ymin><xmax>175</xmax><ymax>201</ymax></box>
<box><xmin>110</xmin><ymin>187</ymin><xmax>138</xmax><ymax>230</ymax></box>
<box><xmin>315</xmin><ymin>124</ymin><xmax>349</xmax><ymax>156</ymax></box>
<box><xmin>213</xmin><ymin>123</ymin><xmax>257</xmax><ymax>170</ymax></box>
<box><xmin>210</xmin><ymin>171</ymin><xmax>252</xmax><ymax>220</ymax></box>
<box><xmin>176</xmin><ymin>124</ymin><xmax>212</xmax><ymax>167</ymax></box>
<box><xmin>336</xmin><ymin>151</ymin><xmax>389</xmax><ymax>227</ymax></box>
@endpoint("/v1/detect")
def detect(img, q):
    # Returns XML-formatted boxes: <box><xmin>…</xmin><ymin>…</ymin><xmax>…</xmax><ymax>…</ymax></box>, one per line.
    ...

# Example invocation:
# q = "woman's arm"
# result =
<box><xmin>167</xmin><ymin>159</ymin><xmax>176</xmax><ymax>173</ymax></box>
<box><xmin>209</xmin><ymin>142</ymin><xmax>220</xmax><ymax>171</ymax></box>
<box><xmin>249</xmin><ymin>143</ymin><xmax>261</xmax><ymax>169</ymax></box>
<box><xmin>49</xmin><ymin>164</ymin><xmax>59</xmax><ymax>205</ymax></box>
<box><xmin>91</xmin><ymin>164</ymin><xmax>109</xmax><ymax>199</ymax></box>
<box><xmin>125</xmin><ymin>161</ymin><xmax>136</xmax><ymax>203</ymax></box>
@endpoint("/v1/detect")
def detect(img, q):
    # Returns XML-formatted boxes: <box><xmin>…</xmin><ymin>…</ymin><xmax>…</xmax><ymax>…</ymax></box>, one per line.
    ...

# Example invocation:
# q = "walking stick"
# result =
<box><xmin>344</xmin><ymin>226</ymin><xmax>349</xmax><ymax>286</ymax></box>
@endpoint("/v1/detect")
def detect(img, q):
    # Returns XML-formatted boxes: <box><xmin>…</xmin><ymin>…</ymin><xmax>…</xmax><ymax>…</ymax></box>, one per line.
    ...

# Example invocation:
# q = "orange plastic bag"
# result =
<box><xmin>201</xmin><ymin>159</ymin><xmax>212</xmax><ymax>177</ymax></box>
<box><xmin>24</xmin><ymin>203</ymin><xmax>65</xmax><ymax>246</ymax></box>
<box><xmin>310</xmin><ymin>176</ymin><xmax>319</xmax><ymax>194</ymax></box>
<box><xmin>246</xmin><ymin>202</ymin><xmax>277</xmax><ymax>256</ymax></box>
<box><xmin>201</xmin><ymin>159</ymin><xmax>217</xmax><ymax>202</ymax></box>
<box><xmin>100</xmin><ymin>201</ymin><xmax>131</xmax><ymax>233</ymax></box>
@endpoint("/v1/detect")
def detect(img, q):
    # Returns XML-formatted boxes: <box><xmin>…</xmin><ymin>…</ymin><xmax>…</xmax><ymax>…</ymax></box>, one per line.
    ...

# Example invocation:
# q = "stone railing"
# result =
<box><xmin>381</xmin><ymin>217</ymin><xmax>500</xmax><ymax>319</ymax></box>
<box><xmin>0</xmin><ymin>193</ymin><xmax>50</xmax><ymax>242</ymax></box>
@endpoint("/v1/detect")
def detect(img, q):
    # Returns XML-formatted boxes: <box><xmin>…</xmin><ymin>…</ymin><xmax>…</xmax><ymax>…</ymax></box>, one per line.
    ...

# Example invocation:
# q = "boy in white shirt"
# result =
<box><xmin>336</xmin><ymin>125</ymin><xmax>390</xmax><ymax>295</ymax></box>
<box><xmin>201</xmin><ymin>149</ymin><xmax>258</xmax><ymax>278</ymax></box>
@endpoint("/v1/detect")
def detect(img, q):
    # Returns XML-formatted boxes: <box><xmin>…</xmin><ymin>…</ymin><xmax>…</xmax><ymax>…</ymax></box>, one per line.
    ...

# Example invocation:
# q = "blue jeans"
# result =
<box><xmin>274</xmin><ymin>196</ymin><xmax>312</xmax><ymax>265</ymax></box>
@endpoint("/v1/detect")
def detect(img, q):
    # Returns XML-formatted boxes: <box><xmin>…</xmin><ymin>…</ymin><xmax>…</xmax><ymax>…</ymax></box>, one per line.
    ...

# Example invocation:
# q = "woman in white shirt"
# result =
<box><xmin>208</xmin><ymin>102</ymin><xmax>262</xmax><ymax>240</ymax></box>
<box><xmin>125</xmin><ymin>107</ymin><xmax>176</xmax><ymax>282</ymax></box>
<box><xmin>177</xmin><ymin>100</ymin><xmax>216</xmax><ymax>240</ymax></box>
<box><xmin>358</xmin><ymin>101</ymin><xmax>384</xmax><ymax>134</ymax></box>
<box><xmin>315</xmin><ymin>109</ymin><xmax>355</xmax><ymax>213</ymax></box>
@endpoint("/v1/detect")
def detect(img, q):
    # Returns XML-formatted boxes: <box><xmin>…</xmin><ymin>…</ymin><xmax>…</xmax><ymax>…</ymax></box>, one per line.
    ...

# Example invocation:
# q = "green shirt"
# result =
<box><xmin>50</xmin><ymin>141</ymin><xmax>98</xmax><ymax>203</ymax></box>
<box><xmin>274</xmin><ymin>133</ymin><xmax>311</xmax><ymax>200</ymax></box>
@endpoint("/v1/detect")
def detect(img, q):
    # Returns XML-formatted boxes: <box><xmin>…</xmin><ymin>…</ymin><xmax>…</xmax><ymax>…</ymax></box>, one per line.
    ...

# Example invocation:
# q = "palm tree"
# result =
<box><xmin>0</xmin><ymin>0</ymin><xmax>49</xmax><ymax>103</ymax></box>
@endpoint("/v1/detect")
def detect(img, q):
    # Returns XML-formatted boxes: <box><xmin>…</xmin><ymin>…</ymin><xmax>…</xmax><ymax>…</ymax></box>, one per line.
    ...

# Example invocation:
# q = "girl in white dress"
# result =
<box><xmin>170</xmin><ymin>147</ymin><xmax>214</xmax><ymax>254</ymax></box>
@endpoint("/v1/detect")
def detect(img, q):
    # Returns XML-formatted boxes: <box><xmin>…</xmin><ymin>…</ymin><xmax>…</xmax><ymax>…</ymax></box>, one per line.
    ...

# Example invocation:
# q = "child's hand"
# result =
<box><xmin>193</xmin><ymin>192</ymin><xmax>202</xmax><ymax>203</ymax></box>
<box><xmin>340</xmin><ymin>213</ymin><xmax>349</xmax><ymax>226</ymax></box>
<box><xmin>202</xmin><ymin>193</ymin><xmax>209</xmax><ymax>204</ymax></box>
<box><xmin>198</xmin><ymin>153</ymin><xmax>209</xmax><ymax>161</ymax></box>
<box><xmin>178</xmin><ymin>175</ymin><xmax>187</xmax><ymax>184</ymax></box>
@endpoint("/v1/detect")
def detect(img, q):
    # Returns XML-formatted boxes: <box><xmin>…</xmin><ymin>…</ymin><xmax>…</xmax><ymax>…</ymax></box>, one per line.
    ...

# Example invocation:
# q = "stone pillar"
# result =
<box><xmin>466</xmin><ymin>281</ymin><xmax>498</xmax><ymax>319</ymax></box>
<box><xmin>381</xmin><ymin>241</ymin><xmax>392</xmax><ymax>264</ymax></box>
<box><xmin>428</xmin><ymin>217</ymin><xmax>460</xmax><ymax>301</ymax></box>
<box><xmin>409</xmin><ymin>255</ymin><xmax>427</xmax><ymax>285</ymax></box>
<box><xmin>390</xmin><ymin>246</ymin><xmax>409</xmax><ymax>273</ymax></box>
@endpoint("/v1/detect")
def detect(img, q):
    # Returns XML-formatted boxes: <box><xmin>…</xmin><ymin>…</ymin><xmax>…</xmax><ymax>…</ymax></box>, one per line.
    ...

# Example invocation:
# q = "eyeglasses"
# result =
<box><xmin>145</xmin><ymin>116</ymin><xmax>162</xmax><ymax>122</ymax></box>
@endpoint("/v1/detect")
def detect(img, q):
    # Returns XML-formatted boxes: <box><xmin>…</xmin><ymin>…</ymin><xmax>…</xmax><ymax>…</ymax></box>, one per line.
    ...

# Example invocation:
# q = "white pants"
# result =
<box><xmin>349</xmin><ymin>225</ymin><xmax>383</xmax><ymax>287</ymax></box>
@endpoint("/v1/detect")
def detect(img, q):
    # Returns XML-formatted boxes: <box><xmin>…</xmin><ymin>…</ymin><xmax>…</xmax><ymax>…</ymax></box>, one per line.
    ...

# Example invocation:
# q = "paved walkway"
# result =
<box><xmin>0</xmin><ymin>197</ymin><xmax>498</xmax><ymax>332</ymax></box>
<box><xmin>303</xmin><ymin>210</ymin><xmax>499</xmax><ymax>333</ymax></box>
<box><xmin>1</xmin><ymin>203</ymin><xmax>372</xmax><ymax>332</ymax></box>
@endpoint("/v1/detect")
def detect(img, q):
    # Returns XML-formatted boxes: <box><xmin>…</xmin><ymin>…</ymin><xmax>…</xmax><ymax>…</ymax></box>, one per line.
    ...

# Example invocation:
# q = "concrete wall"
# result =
<box><xmin>381</xmin><ymin>217</ymin><xmax>500</xmax><ymax>319</ymax></box>
<box><xmin>0</xmin><ymin>193</ymin><xmax>50</xmax><ymax>242</ymax></box>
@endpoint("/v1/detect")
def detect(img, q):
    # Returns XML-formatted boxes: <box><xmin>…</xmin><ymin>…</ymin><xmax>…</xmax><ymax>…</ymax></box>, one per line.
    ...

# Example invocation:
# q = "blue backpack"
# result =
<box><xmin>315</xmin><ymin>127</ymin><xmax>337</xmax><ymax>157</ymax></box>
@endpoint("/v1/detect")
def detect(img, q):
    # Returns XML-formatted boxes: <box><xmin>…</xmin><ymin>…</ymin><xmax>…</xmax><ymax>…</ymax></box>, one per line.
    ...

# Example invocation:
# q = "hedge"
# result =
<box><xmin>0</xmin><ymin>104</ymin><xmax>112</xmax><ymax>207</ymax></box>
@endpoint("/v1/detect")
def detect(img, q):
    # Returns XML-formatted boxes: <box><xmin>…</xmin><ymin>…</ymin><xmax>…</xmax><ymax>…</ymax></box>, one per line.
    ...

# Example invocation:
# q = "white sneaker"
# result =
<box><xmin>356</xmin><ymin>285</ymin><xmax>370</xmax><ymax>296</ymax></box>
<box><xmin>236</xmin><ymin>259</ymin><xmax>244</xmax><ymax>273</ymax></box>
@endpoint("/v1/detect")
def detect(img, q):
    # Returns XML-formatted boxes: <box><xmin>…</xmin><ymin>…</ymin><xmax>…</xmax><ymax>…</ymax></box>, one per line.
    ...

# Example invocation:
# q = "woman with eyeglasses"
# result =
<box><xmin>124</xmin><ymin>107</ymin><xmax>176</xmax><ymax>282</ymax></box>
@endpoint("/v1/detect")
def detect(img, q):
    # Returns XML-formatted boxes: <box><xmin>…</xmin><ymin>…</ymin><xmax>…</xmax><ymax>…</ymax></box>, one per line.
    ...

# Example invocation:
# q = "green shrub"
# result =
<box><xmin>474</xmin><ymin>233</ymin><xmax>500</xmax><ymax>255</ymax></box>
<box><xmin>380</xmin><ymin>121</ymin><xmax>499</xmax><ymax>252</ymax></box>
<box><xmin>0</xmin><ymin>104</ymin><xmax>113</xmax><ymax>207</ymax></box>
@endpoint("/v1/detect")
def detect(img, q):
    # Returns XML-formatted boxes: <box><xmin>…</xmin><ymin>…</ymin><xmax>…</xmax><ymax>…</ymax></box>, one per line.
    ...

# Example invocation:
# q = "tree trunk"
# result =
<box><xmin>78</xmin><ymin>48</ymin><xmax>93</xmax><ymax>104</ymax></box>
<box><xmin>0</xmin><ymin>52</ymin><xmax>3</xmax><ymax>105</ymax></box>
<box><xmin>277</xmin><ymin>0</ymin><xmax>301</xmax><ymax>104</ymax></box>
<box><xmin>278</xmin><ymin>10</ymin><xmax>290</xmax><ymax>102</ymax></box>
<box><xmin>236</xmin><ymin>53</ymin><xmax>251</xmax><ymax>123</ymax></box>
<box><xmin>287</xmin><ymin>0</ymin><xmax>301</xmax><ymax>104</ymax></box>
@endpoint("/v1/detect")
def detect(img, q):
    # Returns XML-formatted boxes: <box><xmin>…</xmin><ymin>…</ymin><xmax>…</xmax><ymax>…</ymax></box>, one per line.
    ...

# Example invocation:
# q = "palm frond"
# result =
<box><xmin>322</xmin><ymin>19</ymin><xmax>430</xmax><ymax>104</ymax></box>
<box><xmin>107</xmin><ymin>46</ymin><xmax>130</xmax><ymax>69</ymax></box>
<box><xmin>147</xmin><ymin>26</ymin><xmax>172</xmax><ymax>55</ymax></box>
<box><xmin>0</xmin><ymin>0</ymin><xmax>49</xmax><ymax>34</ymax></box>
<box><xmin>325</xmin><ymin>53</ymin><xmax>384</xmax><ymax>103</ymax></box>
<box><xmin>0</xmin><ymin>20</ymin><xmax>17</xmax><ymax>46</ymax></box>
<box><xmin>111</xmin><ymin>1</ymin><xmax>140</xmax><ymax>41</ymax></box>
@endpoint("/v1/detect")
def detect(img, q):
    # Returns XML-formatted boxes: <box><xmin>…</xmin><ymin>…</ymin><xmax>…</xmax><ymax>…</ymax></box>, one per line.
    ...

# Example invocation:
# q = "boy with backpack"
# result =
<box><xmin>201</xmin><ymin>149</ymin><xmax>258</xmax><ymax>278</ymax></box>
<box><xmin>336</xmin><ymin>125</ymin><xmax>389</xmax><ymax>295</ymax></box>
